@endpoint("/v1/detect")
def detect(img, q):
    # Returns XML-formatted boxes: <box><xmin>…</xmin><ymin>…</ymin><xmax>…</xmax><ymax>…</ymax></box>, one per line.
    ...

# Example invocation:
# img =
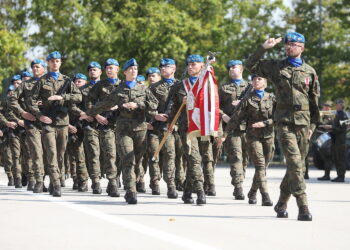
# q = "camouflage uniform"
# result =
<box><xmin>219</xmin><ymin>79</ymin><xmax>250</xmax><ymax>197</ymax></box>
<box><xmin>9</xmin><ymin>78</ymin><xmax>44</xmax><ymax>189</ymax></box>
<box><xmin>29</xmin><ymin>73</ymin><xmax>82</xmax><ymax>195</ymax></box>
<box><xmin>86</xmin><ymin>81</ymin><xmax>158</xmax><ymax>203</ymax></box>
<box><xmin>246</xmin><ymin>45</ymin><xmax>320</xmax><ymax>211</ymax></box>
<box><xmin>226</xmin><ymin>91</ymin><xmax>276</xmax><ymax>205</ymax></box>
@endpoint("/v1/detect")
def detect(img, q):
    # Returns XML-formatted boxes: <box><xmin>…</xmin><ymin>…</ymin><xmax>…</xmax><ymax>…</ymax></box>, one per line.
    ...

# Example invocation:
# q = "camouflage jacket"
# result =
<box><xmin>245</xmin><ymin>46</ymin><xmax>320</xmax><ymax>131</ymax></box>
<box><xmin>219</xmin><ymin>79</ymin><xmax>250</xmax><ymax>132</ymax></box>
<box><xmin>29</xmin><ymin>73</ymin><xmax>82</xmax><ymax>126</ymax></box>
<box><xmin>225</xmin><ymin>91</ymin><xmax>276</xmax><ymax>139</ymax></box>
<box><xmin>86</xmin><ymin>81</ymin><xmax>158</xmax><ymax>131</ymax></box>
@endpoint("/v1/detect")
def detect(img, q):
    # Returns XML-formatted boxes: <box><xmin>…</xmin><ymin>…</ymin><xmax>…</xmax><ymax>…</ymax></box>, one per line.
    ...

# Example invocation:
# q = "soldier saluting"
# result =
<box><xmin>246</xmin><ymin>32</ymin><xmax>320</xmax><ymax>221</ymax></box>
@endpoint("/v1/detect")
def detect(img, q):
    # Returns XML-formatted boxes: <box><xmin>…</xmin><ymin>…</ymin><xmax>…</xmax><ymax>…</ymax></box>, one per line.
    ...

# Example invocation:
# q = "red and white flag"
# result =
<box><xmin>183</xmin><ymin>65</ymin><xmax>220</xmax><ymax>140</ymax></box>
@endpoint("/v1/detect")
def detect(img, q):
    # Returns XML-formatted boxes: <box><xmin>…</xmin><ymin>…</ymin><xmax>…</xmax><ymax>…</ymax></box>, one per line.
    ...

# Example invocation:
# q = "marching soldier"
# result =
<box><xmin>219</xmin><ymin>60</ymin><xmax>250</xmax><ymax>200</ymax></box>
<box><xmin>81</xmin><ymin>58</ymin><xmax>158</xmax><ymax>204</ymax></box>
<box><xmin>9</xmin><ymin>59</ymin><xmax>46</xmax><ymax>192</ymax></box>
<box><xmin>29</xmin><ymin>51</ymin><xmax>82</xmax><ymax>197</ymax></box>
<box><xmin>225</xmin><ymin>75</ymin><xmax>275</xmax><ymax>206</ymax></box>
<box><xmin>246</xmin><ymin>32</ymin><xmax>320</xmax><ymax>221</ymax></box>
<box><xmin>146</xmin><ymin>67</ymin><xmax>162</xmax><ymax>84</ymax></box>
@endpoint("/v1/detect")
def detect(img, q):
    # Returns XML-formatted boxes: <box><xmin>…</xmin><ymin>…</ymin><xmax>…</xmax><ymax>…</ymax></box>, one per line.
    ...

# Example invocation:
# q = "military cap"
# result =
<box><xmin>227</xmin><ymin>60</ymin><xmax>243</xmax><ymax>69</ymax></box>
<box><xmin>21</xmin><ymin>71</ymin><xmax>33</xmax><ymax>78</ymax></box>
<box><xmin>11</xmin><ymin>74</ymin><xmax>21</xmax><ymax>82</ymax></box>
<box><xmin>186</xmin><ymin>54</ymin><xmax>204</xmax><ymax>64</ymax></box>
<box><xmin>284</xmin><ymin>32</ymin><xmax>305</xmax><ymax>43</ymax></box>
<box><xmin>8</xmin><ymin>85</ymin><xmax>16</xmax><ymax>91</ymax></box>
<box><xmin>46</xmin><ymin>51</ymin><xmax>62</xmax><ymax>61</ymax></box>
<box><xmin>335</xmin><ymin>99</ymin><xmax>344</xmax><ymax>105</ymax></box>
<box><xmin>123</xmin><ymin>58</ymin><xmax>138</xmax><ymax>71</ymax></box>
<box><xmin>323</xmin><ymin>100</ymin><xmax>333</xmax><ymax>107</ymax></box>
<box><xmin>73</xmin><ymin>73</ymin><xmax>87</xmax><ymax>81</ymax></box>
<box><xmin>137</xmin><ymin>75</ymin><xmax>145</xmax><ymax>82</ymax></box>
<box><xmin>146</xmin><ymin>67</ymin><xmax>160</xmax><ymax>76</ymax></box>
<box><xmin>105</xmin><ymin>58</ymin><xmax>119</xmax><ymax>67</ymax></box>
<box><xmin>87</xmin><ymin>61</ymin><xmax>102</xmax><ymax>70</ymax></box>
<box><xmin>159</xmin><ymin>58</ymin><xmax>176</xmax><ymax>67</ymax></box>
<box><xmin>31</xmin><ymin>59</ymin><xmax>47</xmax><ymax>68</ymax></box>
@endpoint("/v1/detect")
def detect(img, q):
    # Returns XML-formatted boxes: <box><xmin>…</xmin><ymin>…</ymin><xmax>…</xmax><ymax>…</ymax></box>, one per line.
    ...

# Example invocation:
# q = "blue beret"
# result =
<box><xmin>31</xmin><ymin>59</ymin><xmax>47</xmax><ymax>68</ymax></box>
<box><xmin>146</xmin><ymin>67</ymin><xmax>160</xmax><ymax>76</ymax></box>
<box><xmin>186</xmin><ymin>54</ymin><xmax>204</xmax><ymax>64</ymax></box>
<box><xmin>87</xmin><ymin>61</ymin><xmax>102</xmax><ymax>70</ymax></box>
<box><xmin>46</xmin><ymin>51</ymin><xmax>62</xmax><ymax>61</ymax></box>
<box><xmin>284</xmin><ymin>32</ymin><xmax>305</xmax><ymax>43</ymax></box>
<box><xmin>105</xmin><ymin>58</ymin><xmax>119</xmax><ymax>67</ymax></box>
<box><xmin>123</xmin><ymin>58</ymin><xmax>138</xmax><ymax>71</ymax></box>
<box><xmin>227</xmin><ymin>60</ymin><xmax>242</xmax><ymax>69</ymax></box>
<box><xmin>159</xmin><ymin>58</ymin><xmax>176</xmax><ymax>67</ymax></box>
<box><xmin>21</xmin><ymin>71</ymin><xmax>33</xmax><ymax>78</ymax></box>
<box><xmin>73</xmin><ymin>73</ymin><xmax>87</xmax><ymax>81</ymax></box>
<box><xmin>11</xmin><ymin>74</ymin><xmax>21</xmax><ymax>82</ymax></box>
<box><xmin>136</xmin><ymin>75</ymin><xmax>145</xmax><ymax>82</ymax></box>
<box><xmin>8</xmin><ymin>85</ymin><xmax>16</xmax><ymax>91</ymax></box>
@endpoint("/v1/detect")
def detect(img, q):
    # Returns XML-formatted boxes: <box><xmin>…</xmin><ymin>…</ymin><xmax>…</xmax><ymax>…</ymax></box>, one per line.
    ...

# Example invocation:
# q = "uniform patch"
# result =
<box><xmin>305</xmin><ymin>77</ymin><xmax>309</xmax><ymax>86</ymax></box>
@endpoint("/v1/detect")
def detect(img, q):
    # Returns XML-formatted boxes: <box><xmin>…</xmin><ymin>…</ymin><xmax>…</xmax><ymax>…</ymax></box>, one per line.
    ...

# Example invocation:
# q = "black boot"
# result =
<box><xmin>78</xmin><ymin>181</ymin><xmax>88</xmax><ymax>192</ymax></box>
<box><xmin>33</xmin><ymin>182</ymin><xmax>43</xmax><ymax>193</ymax></box>
<box><xmin>304</xmin><ymin>172</ymin><xmax>309</xmax><ymax>180</ymax></box>
<box><xmin>27</xmin><ymin>180</ymin><xmax>35</xmax><ymax>191</ymax></box>
<box><xmin>21</xmin><ymin>174</ymin><xmax>27</xmax><ymax>187</ymax></box>
<box><xmin>136</xmin><ymin>182</ymin><xmax>146</xmax><ymax>193</ymax></box>
<box><xmin>233</xmin><ymin>187</ymin><xmax>245</xmax><ymax>200</ymax></box>
<box><xmin>124</xmin><ymin>191</ymin><xmax>137</xmax><ymax>204</ymax></box>
<box><xmin>43</xmin><ymin>183</ymin><xmax>48</xmax><ymax>192</ymax></box>
<box><xmin>151</xmin><ymin>183</ymin><xmax>160</xmax><ymax>195</ymax></box>
<box><xmin>15</xmin><ymin>177</ymin><xmax>22</xmax><ymax>188</ymax></box>
<box><xmin>109</xmin><ymin>183</ymin><xmax>120</xmax><ymax>197</ymax></box>
<box><xmin>72</xmin><ymin>179</ymin><xmax>79</xmax><ymax>190</ymax></box>
<box><xmin>52</xmin><ymin>185</ymin><xmax>61</xmax><ymax>197</ymax></box>
<box><xmin>60</xmin><ymin>176</ymin><xmax>66</xmax><ymax>187</ymax></box>
<box><xmin>331</xmin><ymin>176</ymin><xmax>345</xmax><ymax>182</ymax></box>
<box><xmin>48</xmin><ymin>183</ymin><xmax>53</xmax><ymax>195</ymax></box>
<box><xmin>196</xmin><ymin>191</ymin><xmax>206</xmax><ymax>205</ymax></box>
<box><xmin>247</xmin><ymin>190</ymin><xmax>257</xmax><ymax>204</ymax></box>
<box><xmin>207</xmin><ymin>184</ymin><xmax>216</xmax><ymax>196</ymax></box>
<box><xmin>8</xmin><ymin>176</ymin><xmax>14</xmax><ymax>186</ymax></box>
<box><xmin>167</xmin><ymin>186</ymin><xmax>178</xmax><ymax>199</ymax></box>
<box><xmin>261</xmin><ymin>193</ymin><xmax>273</xmax><ymax>206</ymax></box>
<box><xmin>318</xmin><ymin>175</ymin><xmax>330</xmax><ymax>181</ymax></box>
<box><xmin>92</xmin><ymin>182</ymin><xmax>102</xmax><ymax>194</ymax></box>
<box><xmin>182</xmin><ymin>190</ymin><xmax>194</xmax><ymax>204</ymax></box>
<box><xmin>274</xmin><ymin>202</ymin><xmax>288</xmax><ymax>218</ymax></box>
<box><xmin>298</xmin><ymin>205</ymin><xmax>312</xmax><ymax>221</ymax></box>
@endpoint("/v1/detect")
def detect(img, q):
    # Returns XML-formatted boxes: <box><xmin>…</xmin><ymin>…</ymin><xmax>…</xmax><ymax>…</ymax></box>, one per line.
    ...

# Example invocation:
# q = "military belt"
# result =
<box><xmin>276</xmin><ymin>104</ymin><xmax>309</xmax><ymax>111</ymax></box>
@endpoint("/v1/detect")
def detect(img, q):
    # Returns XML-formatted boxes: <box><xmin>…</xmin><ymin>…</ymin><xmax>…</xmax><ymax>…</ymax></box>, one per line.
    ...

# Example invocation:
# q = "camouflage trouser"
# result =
<box><xmin>277</xmin><ymin>124</ymin><xmax>308</xmax><ymax>207</ymax></box>
<box><xmin>83</xmin><ymin>127</ymin><xmax>101</xmax><ymax>183</ymax></box>
<box><xmin>21</xmin><ymin>132</ymin><xmax>34</xmax><ymax>182</ymax></box>
<box><xmin>68</xmin><ymin>132</ymin><xmax>89</xmax><ymax>183</ymax></box>
<box><xmin>174</xmin><ymin>131</ymin><xmax>186</xmax><ymax>186</ymax></box>
<box><xmin>333</xmin><ymin>142</ymin><xmax>346</xmax><ymax>177</ymax></box>
<box><xmin>147</xmin><ymin>131</ymin><xmax>161</xmax><ymax>185</ymax></box>
<box><xmin>225</xmin><ymin>131</ymin><xmax>248</xmax><ymax>188</ymax></box>
<box><xmin>41</xmin><ymin>125</ymin><xmax>68</xmax><ymax>186</ymax></box>
<box><xmin>116</xmin><ymin>128</ymin><xmax>147</xmax><ymax>193</ymax></box>
<box><xmin>199</xmin><ymin>137</ymin><xmax>215</xmax><ymax>186</ymax></box>
<box><xmin>247</xmin><ymin>136</ymin><xmax>275</xmax><ymax>194</ymax></box>
<box><xmin>181</xmin><ymin>133</ymin><xmax>204</xmax><ymax>192</ymax></box>
<box><xmin>9</xmin><ymin>130</ymin><xmax>23</xmax><ymax>179</ymax></box>
<box><xmin>25</xmin><ymin>125</ymin><xmax>44</xmax><ymax>182</ymax></box>
<box><xmin>99</xmin><ymin>128</ymin><xmax>117</xmax><ymax>183</ymax></box>
<box><xmin>159</xmin><ymin>130</ymin><xmax>176</xmax><ymax>188</ymax></box>
<box><xmin>2</xmin><ymin>143</ymin><xmax>13</xmax><ymax>178</ymax></box>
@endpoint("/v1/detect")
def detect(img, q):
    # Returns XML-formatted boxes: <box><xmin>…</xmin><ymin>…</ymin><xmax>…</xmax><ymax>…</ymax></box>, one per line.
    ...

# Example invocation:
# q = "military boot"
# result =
<box><xmin>124</xmin><ymin>191</ymin><xmax>137</xmax><ymax>204</ymax></box>
<box><xmin>247</xmin><ymin>190</ymin><xmax>257</xmax><ymax>204</ymax></box>
<box><xmin>196</xmin><ymin>190</ymin><xmax>206</xmax><ymax>205</ymax></box>
<box><xmin>48</xmin><ymin>183</ymin><xmax>54</xmax><ymax>195</ymax></box>
<box><xmin>207</xmin><ymin>184</ymin><xmax>216</xmax><ymax>196</ymax></box>
<box><xmin>60</xmin><ymin>176</ymin><xmax>66</xmax><ymax>187</ymax></box>
<box><xmin>78</xmin><ymin>181</ymin><xmax>88</xmax><ymax>192</ymax></box>
<box><xmin>298</xmin><ymin>205</ymin><xmax>312</xmax><ymax>221</ymax></box>
<box><xmin>150</xmin><ymin>181</ymin><xmax>160</xmax><ymax>195</ymax></box>
<box><xmin>182</xmin><ymin>190</ymin><xmax>194</xmax><ymax>204</ymax></box>
<box><xmin>233</xmin><ymin>187</ymin><xmax>245</xmax><ymax>200</ymax></box>
<box><xmin>261</xmin><ymin>193</ymin><xmax>273</xmax><ymax>206</ymax></box>
<box><xmin>331</xmin><ymin>176</ymin><xmax>345</xmax><ymax>182</ymax></box>
<box><xmin>27</xmin><ymin>180</ymin><xmax>35</xmax><ymax>191</ymax></box>
<box><xmin>136</xmin><ymin>182</ymin><xmax>146</xmax><ymax>193</ymax></box>
<box><xmin>72</xmin><ymin>179</ymin><xmax>79</xmax><ymax>190</ymax></box>
<box><xmin>33</xmin><ymin>182</ymin><xmax>43</xmax><ymax>193</ymax></box>
<box><xmin>176</xmin><ymin>182</ymin><xmax>184</xmax><ymax>191</ymax></box>
<box><xmin>15</xmin><ymin>177</ymin><xmax>22</xmax><ymax>188</ymax></box>
<box><xmin>109</xmin><ymin>183</ymin><xmax>120</xmax><ymax>197</ymax></box>
<box><xmin>167</xmin><ymin>186</ymin><xmax>178</xmax><ymax>199</ymax></box>
<box><xmin>43</xmin><ymin>183</ymin><xmax>48</xmax><ymax>192</ymax></box>
<box><xmin>21</xmin><ymin>174</ymin><xmax>27</xmax><ymax>187</ymax></box>
<box><xmin>92</xmin><ymin>182</ymin><xmax>102</xmax><ymax>194</ymax></box>
<box><xmin>52</xmin><ymin>185</ymin><xmax>61</xmax><ymax>197</ymax></box>
<box><xmin>274</xmin><ymin>202</ymin><xmax>288</xmax><ymax>218</ymax></box>
<box><xmin>7</xmin><ymin>176</ymin><xmax>14</xmax><ymax>186</ymax></box>
<box><xmin>317</xmin><ymin>175</ymin><xmax>330</xmax><ymax>181</ymax></box>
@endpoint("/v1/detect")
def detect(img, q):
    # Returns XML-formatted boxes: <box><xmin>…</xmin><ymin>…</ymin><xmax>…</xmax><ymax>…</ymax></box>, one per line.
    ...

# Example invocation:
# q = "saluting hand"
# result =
<box><xmin>262</xmin><ymin>37</ymin><xmax>282</xmax><ymax>49</ymax></box>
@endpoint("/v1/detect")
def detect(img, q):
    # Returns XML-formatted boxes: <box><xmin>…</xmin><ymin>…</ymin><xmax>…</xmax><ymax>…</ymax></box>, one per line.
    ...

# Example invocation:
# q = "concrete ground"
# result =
<box><xmin>0</xmin><ymin>165</ymin><xmax>349</xmax><ymax>250</ymax></box>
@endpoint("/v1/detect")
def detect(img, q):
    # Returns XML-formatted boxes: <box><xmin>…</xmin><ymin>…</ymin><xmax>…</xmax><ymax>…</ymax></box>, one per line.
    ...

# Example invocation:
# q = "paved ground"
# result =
<box><xmin>0</xmin><ymin>164</ymin><xmax>349</xmax><ymax>250</ymax></box>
